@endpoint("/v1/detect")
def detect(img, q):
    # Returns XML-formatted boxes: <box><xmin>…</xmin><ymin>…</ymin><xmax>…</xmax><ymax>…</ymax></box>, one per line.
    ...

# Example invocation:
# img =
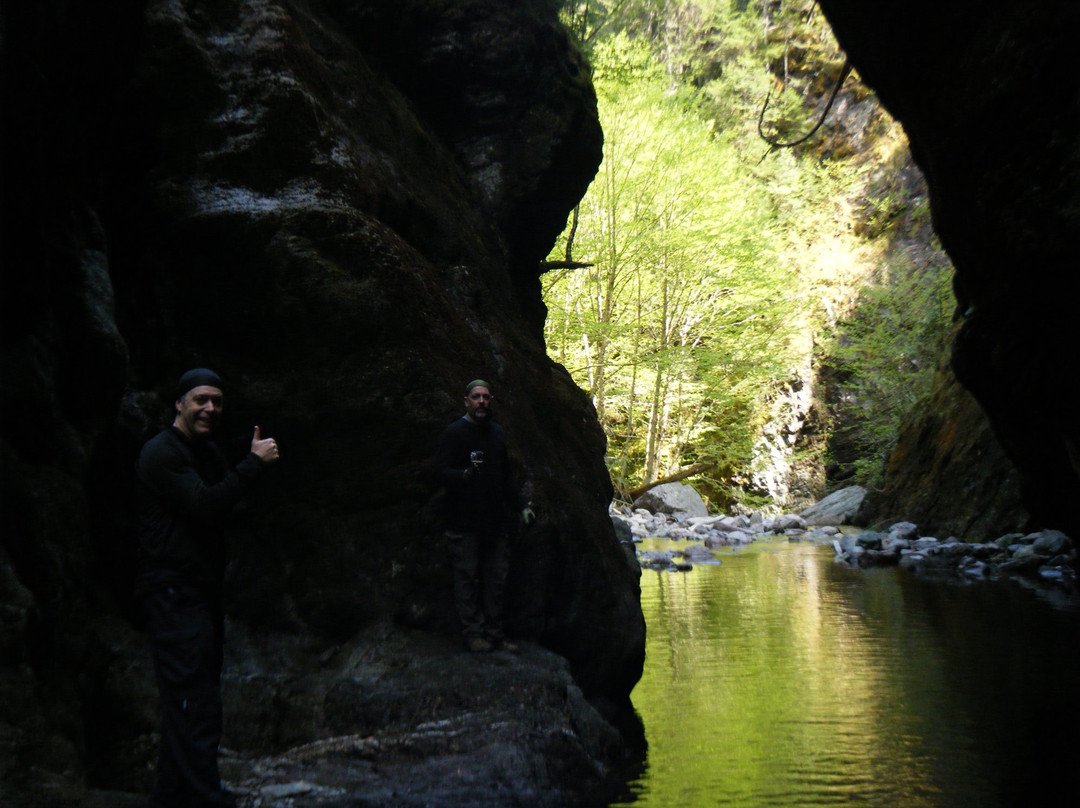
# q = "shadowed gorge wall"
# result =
<box><xmin>6</xmin><ymin>0</ymin><xmax>1077</xmax><ymax>798</ymax></box>
<box><xmin>1</xmin><ymin>0</ymin><xmax>642</xmax><ymax>796</ymax></box>
<box><xmin>817</xmin><ymin>0</ymin><xmax>1080</xmax><ymax>537</ymax></box>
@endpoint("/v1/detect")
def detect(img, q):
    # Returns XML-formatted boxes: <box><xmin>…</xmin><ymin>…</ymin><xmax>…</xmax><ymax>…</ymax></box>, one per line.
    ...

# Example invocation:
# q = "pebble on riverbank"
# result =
<box><xmin>614</xmin><ymin>484</ymin><xmax>1077</xmax><ymax>587</ymax></box>
<box><xmin>831</xmin><ymin>523</ymin><xmax>1077</xmax><ymax>586</ymax></box>
<box><xmin>611</xmin><ymin>499</ymin><xmax>844</xmax><ymax>574</ymax></box>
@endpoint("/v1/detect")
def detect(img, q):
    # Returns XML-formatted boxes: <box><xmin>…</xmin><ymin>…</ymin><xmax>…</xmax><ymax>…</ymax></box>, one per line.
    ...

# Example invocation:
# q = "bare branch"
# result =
<box><xmin>758</xmin><ymin>58</ymin><xmax>853</xmax><ymax>150</ymax></box>
<box><xmin>540</xmin><ymin>260</ymin><xmax>595</xmax><ymax>271</ymax></box>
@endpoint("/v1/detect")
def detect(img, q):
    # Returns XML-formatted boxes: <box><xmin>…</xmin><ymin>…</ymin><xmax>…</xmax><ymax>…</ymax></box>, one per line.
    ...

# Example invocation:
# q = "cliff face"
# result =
<box><xmin>1</xmin><ymin>0</ymin><xmax>643</xmax><ymax>800</ymax></box>
<box><xmin>856</xmin><ymin>364</ymin><xmax>1029</xmax><ymax>538</ymax></box>
<box><xmin>817</xmin><ymin>0</ymin><xmax>1080</xmax><ymax>537</ymax></box>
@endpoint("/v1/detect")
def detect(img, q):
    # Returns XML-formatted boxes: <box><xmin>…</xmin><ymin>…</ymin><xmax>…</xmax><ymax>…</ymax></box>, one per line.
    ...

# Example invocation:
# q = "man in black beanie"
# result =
<box><xmin>135</xmin><ymin>368</ymin><xmax>280</xmax><ymax>807</ymax></box>
<box><xmin>434</xmin><ymin>379</ymin><xmax>533</xmax><ymax>652</ymax></box>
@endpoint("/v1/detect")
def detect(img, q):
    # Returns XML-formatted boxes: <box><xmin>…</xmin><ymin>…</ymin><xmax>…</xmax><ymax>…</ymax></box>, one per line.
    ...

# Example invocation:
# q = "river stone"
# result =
<box><xmin>890</xmin><ymin>522</ymin><xmax>920</xmax><ymax>541</ymax></box>
<box><xmin>711</xmin><ymin>516</ymin><xmax>741</xmax><ymax>531</ymax></box>
<box><xmin>680</xmin><ymin>544</ymin><xmax>715</xmax><ymax>560</ymax></box>
<box><xmin>631</xmin><ymin>483</ymin><xmax>708</xmax><ymax>518</ymax></box>
<box><xmin>800</xmin><ymin>485</ymin><xmax>867</xmax><ymax>526</ymax></box>
<box><xmin>611</xmin><ymin>515</ymin><xmax>633</xmax><ymax>544</ymax></box>
<box><xmin>881</xmin><ymin>534</ymin><xmax>908</xmax><ymax>552</ymax></box>
<box><xmin>898</xmin><ymin>551</ymin><xmax>925</xmax><ymax>568</ymax></box>
<box><xmin>261</xmin><ymin>783</ymin><xmax>318</xmax><ymax>798</ymax></box>
<box><xmin>639</xmin><ymin>550</ymin><xmax>678</xmax><ymax>571</ymax></box>
<box><xmin>1011</xmin><ymin>544</ymin><xmax>1038</xmax><ymax>560</ymax></box>
<box><xmin>1030</xmin><ymin>530</ymin><xmax>1070</xmax><ymax>556</ymax></box>
<box><xmin>838</xmin><ymin>534</ymin><xmax>860</xmax><ymax>554</ymax></box>
<box><xmin>1000</xmin><ymin>553</ymin><xmax>1044</xmax><ymax>574</ymax></box>
<box><xmin>857</xmin><ymin>533</ymin><xmax>883</xmax><ymax>551</ymax></box>
<box><xmin>771</xmin><ymin>514</ymin><xmax>807</xmax><ymax>531</ymax></box>
<box><xmin>639</xmin><ymin>550</ymin><xmax>672</xmax><ymax>561</ymax></box>
<box><xmin>994</xmin><ymin>533</ymin><xmax>1024</xmax><ymax>550</ymax></box>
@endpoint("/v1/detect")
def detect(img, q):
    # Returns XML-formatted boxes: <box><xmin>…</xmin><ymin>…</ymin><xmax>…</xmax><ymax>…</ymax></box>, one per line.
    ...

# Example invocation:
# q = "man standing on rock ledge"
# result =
<box><xmin>435</xmin><ymin>379</ymin><xmax>534</xmax><ymax>653</ymax></box>
<box><xmin>134</xmin><ymin>368</ymin><xmax>281</xmax><ymax>808</ymax></box>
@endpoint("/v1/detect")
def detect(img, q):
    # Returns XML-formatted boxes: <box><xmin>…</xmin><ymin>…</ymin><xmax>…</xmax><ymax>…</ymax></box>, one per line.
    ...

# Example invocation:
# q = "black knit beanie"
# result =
<box><xmin>176</xmin><ymin>368</ymin><xmax>224</xmax><ymax>400</ymax></box>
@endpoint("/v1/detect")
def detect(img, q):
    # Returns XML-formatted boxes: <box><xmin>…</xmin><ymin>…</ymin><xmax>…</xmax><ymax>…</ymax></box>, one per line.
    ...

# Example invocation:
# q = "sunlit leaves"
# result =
<box><xmin>543</xmin><ymin>32</ymin><xmax>800</xmax><ymax>500</ymax></box>
<box><xmin>549</xmin><ymin>0</ymin><xmax>953</xmax><ymax>504</ymax></box>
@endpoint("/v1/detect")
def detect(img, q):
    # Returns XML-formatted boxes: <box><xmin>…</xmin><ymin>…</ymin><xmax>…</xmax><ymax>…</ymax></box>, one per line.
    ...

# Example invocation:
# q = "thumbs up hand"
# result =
<box><xmin>251</xmin><ymin>425</ymin><xmax>281</xmax><ymax>464</ymax></box>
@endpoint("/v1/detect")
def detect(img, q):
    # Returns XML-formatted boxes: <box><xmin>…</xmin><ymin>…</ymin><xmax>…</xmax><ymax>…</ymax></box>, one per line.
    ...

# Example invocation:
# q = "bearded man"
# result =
<box><xmin>434</xmin><ymin>379</ymin><xmax>533</xmax><ymax>652</ymax></box>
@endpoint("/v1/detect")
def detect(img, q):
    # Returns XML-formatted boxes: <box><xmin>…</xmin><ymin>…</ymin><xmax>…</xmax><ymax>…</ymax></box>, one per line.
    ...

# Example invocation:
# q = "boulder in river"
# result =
<box><xmin>631</xmin><ymin>483</ymin><xmax>708</xmax><ymax>519</ymax></box>
<box><xmin>800</xmin><ymin>486</ymin><xmax>866</xmax><ymax>526</ymax></box>
<box><xmin>769</xmin><ymin>514</ymin><xmax>808</xmax><ymax>531</ymax></box>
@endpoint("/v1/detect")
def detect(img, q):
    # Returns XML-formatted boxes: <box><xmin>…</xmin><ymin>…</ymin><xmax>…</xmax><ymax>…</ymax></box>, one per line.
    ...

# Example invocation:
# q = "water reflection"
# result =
<box><xmin>613</xmin><ymin>539</ymin><xmax>1080</xmax><ymax>807</ymax></box>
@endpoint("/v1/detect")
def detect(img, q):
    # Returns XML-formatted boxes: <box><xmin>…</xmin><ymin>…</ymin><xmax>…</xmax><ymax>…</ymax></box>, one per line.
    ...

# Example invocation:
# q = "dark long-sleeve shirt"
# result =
<box><xmin>134</xmin><ymin>426</ymin><xmax>265</xmax><ymax>598</ymax></box>
<box><xmin>434</xmin><ymin>417</ymin><xmax>525</xmax><ymax>534</ymax></box>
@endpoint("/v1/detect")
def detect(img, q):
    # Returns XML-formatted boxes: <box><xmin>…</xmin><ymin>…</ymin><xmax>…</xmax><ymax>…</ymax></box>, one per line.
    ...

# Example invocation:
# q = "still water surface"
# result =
<box><xmin>612</xmin><ymin>538</ymin><xmax>1080</xmax><ymax>807</ymax></box>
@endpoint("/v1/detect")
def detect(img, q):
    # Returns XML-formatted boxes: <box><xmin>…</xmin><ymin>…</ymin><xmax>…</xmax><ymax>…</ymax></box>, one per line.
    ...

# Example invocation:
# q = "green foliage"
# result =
<box><xmin>820</xmin><ymin>252</ymin><xmax>955</xmax><ymax>488</ymax></box>
<box><xmin>550</xmin><ymin>0</ymin><xmax>956</xmax><ymax>506</ymax></box>
<box><xmin>543</xmin><ymin>31</ymin><xmax>804</xmax><ymax>502</ymax></box>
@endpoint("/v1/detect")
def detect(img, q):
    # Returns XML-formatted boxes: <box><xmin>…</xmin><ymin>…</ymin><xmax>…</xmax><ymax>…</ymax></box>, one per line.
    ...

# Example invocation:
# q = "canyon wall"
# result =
<box><xmin>818</xmin><ymin>0</ymin><xmax>1080</xmax><ymax>538</ymax></box>
<box><xmin>1</xmin><ymin>0</ymin><xmax>643</xmax><ymax>800</ymax></box>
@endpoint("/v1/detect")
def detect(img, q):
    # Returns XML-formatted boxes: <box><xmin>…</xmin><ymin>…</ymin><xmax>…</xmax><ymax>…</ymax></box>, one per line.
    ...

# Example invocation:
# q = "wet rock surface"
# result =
<box><xmin>225</xmin><ymin>627</ymin><xmax>631</xmax><ymax>808</ymax></box>
<box><xmin>833</xmin><ymin>524</ymin><xmax>1077</xmax><ymax>589</ymax></box>
<box><xmin>801</xmin><ymin>485</ymin><xmax>865</xmax><ymax>526</ymax></box>
<box><xmin>71</xmin><ymin>626</ymin><xmax>632</xmax><ymax>808</ymax></box>
<box><xmin>855</xmin><ymin>369</ymin><xmax>1030</xmax><ymax>542</ymax></box>
<box><xmin>630</xmin><ymin>481</ymin><xmax>709</xmax><ymax>518</ymax></box>
<box><xmin>614</xmin><ymin>484</ymin><xmax>849</xmax><ymax>573</ymax></box>
<box><xmin>621</xmin><ymin>484</ymin><xmax>1076</xmax><ymax>594</ymax></box>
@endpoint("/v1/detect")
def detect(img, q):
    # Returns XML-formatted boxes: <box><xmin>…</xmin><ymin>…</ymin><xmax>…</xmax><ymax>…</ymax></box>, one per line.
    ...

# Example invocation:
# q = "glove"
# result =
<box><xmin>521</xmin><ymin>506</ymin><xmax>535</xmax><ymax>527</ymax></box>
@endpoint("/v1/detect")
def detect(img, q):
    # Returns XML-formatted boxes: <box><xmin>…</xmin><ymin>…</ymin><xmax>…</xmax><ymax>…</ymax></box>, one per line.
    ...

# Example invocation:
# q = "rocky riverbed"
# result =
<box><xmin>831</xmin><ymin>523</ymin><xmax>1077</xmax><ymax>587</ymax></box>
<box><xmin>615</xmin><ymin>483</ymin><xmax>1077</xmax><ymax>590</ymax></box>
<box><xmin>69</xmin><ymin>625</ymin><xmax>632</xmax><ymax>808</ymax></box>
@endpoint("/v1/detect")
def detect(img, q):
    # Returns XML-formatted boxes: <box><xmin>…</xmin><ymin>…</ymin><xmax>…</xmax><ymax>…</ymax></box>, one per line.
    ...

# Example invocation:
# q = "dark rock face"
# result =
<box><xmin>1</xmin><ymin>0</ymin><xmax>640</xmax><ymax>802</ymax></box>
<box><xmin>856</xmin><ymin>367</ymin><xmax>1029</xmax><ymax>539</ymax></box>
<box><xmin>216</xmin><ymin>625</ymin><xmax>632</xmax><ymax>808</ymax></box>
<box><xmin>818</xmin><ymin>0</ymin><xmax>1080</xmax><ymax>537</ymax></box>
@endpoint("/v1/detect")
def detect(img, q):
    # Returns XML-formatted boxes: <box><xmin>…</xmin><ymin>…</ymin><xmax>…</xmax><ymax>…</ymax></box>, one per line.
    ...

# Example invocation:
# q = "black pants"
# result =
<box><xmin>143</xmin><ymin>585</ymin><xmax>235</xmax><ymax>808</ymax></box>
<box><xmin>446</xmin><ymin>529</ymin><xmax>509</xmax><ymax>642</ymax></box>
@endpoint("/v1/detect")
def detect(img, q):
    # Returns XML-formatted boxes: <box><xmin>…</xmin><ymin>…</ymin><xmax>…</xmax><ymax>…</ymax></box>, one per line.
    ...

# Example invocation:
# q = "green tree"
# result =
<box><xmin>553</xmin><ymin>0</ymin><xmax>956</xmax><ymax>504</ymax></box>
<box><xmin>544</xmin><ymin>33</ymin><xmax>799</xmax><ymax>502</ymax></box>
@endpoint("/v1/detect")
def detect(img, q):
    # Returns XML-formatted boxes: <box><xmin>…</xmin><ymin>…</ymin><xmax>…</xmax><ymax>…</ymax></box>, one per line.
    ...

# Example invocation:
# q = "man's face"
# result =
<box><xmin>174</xmin><ymin>385</ymin><xmax>224</xmax><ymax>439</ymax></box>
<box><xmin>464</xmin><ymin>386</ymin><xmax>493</xmax><ymax>423</ymax></box>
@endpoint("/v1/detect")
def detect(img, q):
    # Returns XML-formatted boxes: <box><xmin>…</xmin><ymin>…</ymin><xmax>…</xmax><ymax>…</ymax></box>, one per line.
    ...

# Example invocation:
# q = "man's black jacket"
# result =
<box><xmin>135</xmin><ymin>427</ymin><xmax>265</xmax><ymax>599</ymax></box>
